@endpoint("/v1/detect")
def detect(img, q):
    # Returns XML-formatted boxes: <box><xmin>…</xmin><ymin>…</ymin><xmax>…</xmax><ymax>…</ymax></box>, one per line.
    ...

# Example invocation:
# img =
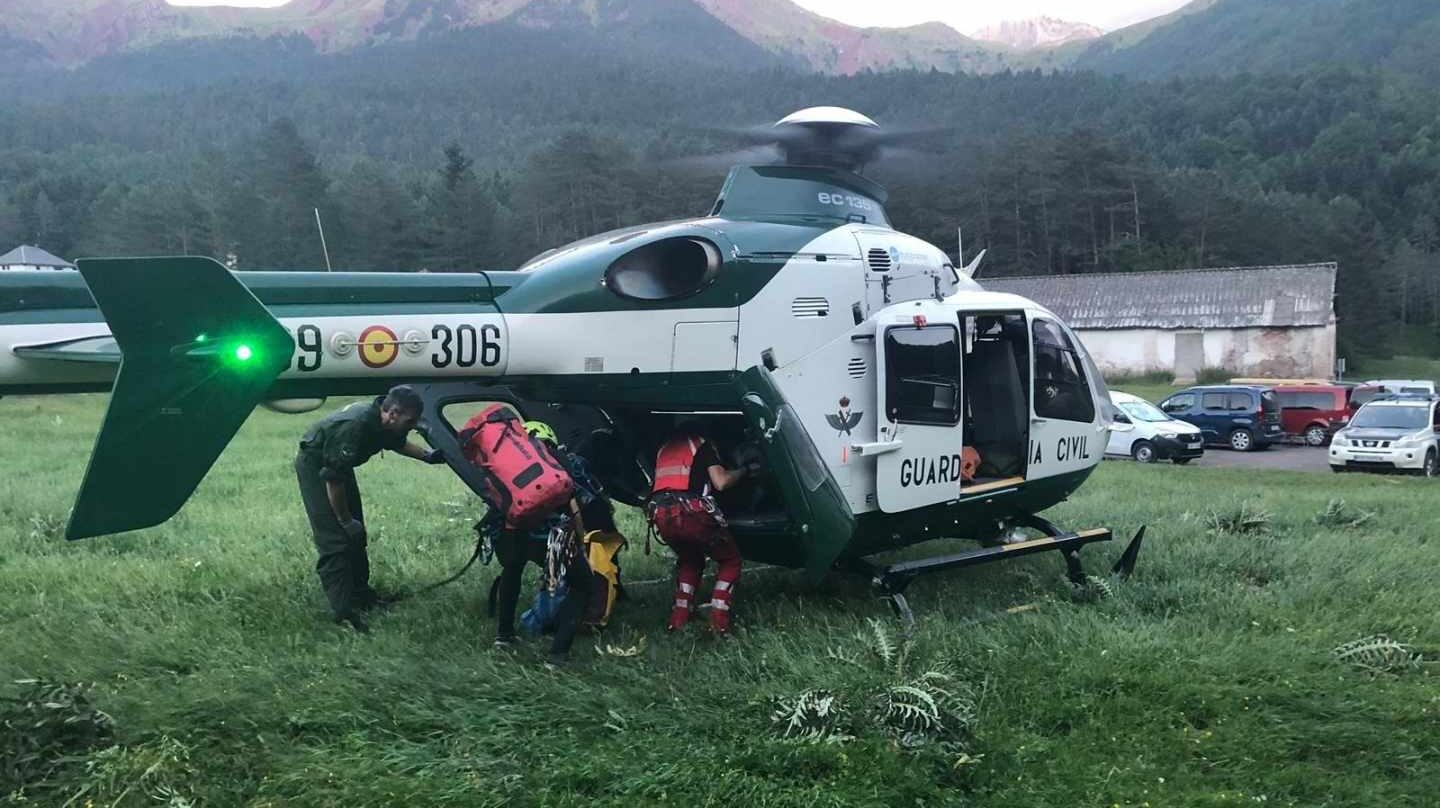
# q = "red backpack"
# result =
<box><xmin>460</xmin><ymin>405</ymin><xmax>574</xmax><ymax>529</ymax></box>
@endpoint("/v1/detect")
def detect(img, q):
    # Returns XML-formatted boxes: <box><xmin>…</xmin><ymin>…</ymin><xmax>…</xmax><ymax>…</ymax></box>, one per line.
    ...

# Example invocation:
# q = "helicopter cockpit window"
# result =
<box><xmin>1032</xmin><ymin>318</ymin><xmax>1096</xmax><ymax>423</ymax></box>
<box><xmin>604</xmin><ymin>237</ymin><xmax>721</xmax><ymax>301</ymax></box>
<box><xmin>884</xmin><ymin>325</ymin><xmax>961</xmax><ymax>425</ymax></box>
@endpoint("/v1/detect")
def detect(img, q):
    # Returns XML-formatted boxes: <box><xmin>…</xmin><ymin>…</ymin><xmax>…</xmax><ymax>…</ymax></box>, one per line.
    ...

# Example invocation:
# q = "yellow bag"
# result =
<box><xmin>583</xmin><ymin>530</ymin><xmax>626</xmax><ymax>627</ymax></box>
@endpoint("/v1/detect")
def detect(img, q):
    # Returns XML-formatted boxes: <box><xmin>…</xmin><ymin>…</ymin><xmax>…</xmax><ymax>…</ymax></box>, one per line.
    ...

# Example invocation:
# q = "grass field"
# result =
<box><xmin>1108</xmin><ymin>382</ymin><xmax>1178</xmax><ymax>406</ymax></box>
<box><xmin>3</xmin><ymin>395</ymin><xmax>1439</xmax><ymax>806</ymax></box>
<box><xmin>1349</xmin><ymin>355</ymin><xmax>1440</xmax><ymax>384</ymax></box>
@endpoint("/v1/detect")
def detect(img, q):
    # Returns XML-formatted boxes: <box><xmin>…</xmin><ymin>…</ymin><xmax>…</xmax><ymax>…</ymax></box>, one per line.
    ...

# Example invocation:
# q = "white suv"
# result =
<box><xmin>1329</xmin><ymin>396</ymin><xmax>1440</xmax><ymax>477</ymax></box>
<box><xmin>1363</xmin><ymin>379</ymin><xmax>1436</xmax><ymax>395</ymax></box>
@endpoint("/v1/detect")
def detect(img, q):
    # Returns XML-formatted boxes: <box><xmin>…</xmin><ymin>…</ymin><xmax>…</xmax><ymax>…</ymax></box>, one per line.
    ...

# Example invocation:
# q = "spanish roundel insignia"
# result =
<box><xmin>358</xmin><ymin>325</ymin><xmax>399</xmax><ymax>368</ymax></box>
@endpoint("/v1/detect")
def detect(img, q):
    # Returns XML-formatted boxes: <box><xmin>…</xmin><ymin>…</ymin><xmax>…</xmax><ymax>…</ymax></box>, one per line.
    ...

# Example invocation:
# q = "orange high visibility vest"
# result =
<box><xmin>653</xmin><ymin>435</ymin><xmax>703</xmax><ymax>494</ymax></box>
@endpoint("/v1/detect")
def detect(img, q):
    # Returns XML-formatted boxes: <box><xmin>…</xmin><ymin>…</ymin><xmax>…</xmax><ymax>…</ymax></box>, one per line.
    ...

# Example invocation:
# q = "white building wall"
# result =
<box><xmin>1074</xmin><ymin>325</ymin><xmax>1335</xmax><ymax>380</ymax></box>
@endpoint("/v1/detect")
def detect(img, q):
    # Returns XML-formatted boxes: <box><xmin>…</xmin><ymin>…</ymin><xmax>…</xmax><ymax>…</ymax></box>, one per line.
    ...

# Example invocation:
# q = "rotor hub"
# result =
<box><xmin>771</xmin><ymin>107</ymin><xmax>885</xmax><ymax>171</ymax></box>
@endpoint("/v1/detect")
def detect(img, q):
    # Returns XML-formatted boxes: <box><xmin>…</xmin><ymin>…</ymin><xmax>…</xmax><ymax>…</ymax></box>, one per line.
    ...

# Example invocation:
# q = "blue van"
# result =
<box><xmin>1157</xmin><ymin>385</ymin><xmax>1284</xmax><ymax>451</ymax></box>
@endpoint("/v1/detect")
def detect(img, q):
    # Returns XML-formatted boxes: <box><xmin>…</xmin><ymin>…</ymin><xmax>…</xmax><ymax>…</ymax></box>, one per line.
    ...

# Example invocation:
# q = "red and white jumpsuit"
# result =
<box><xmin>651</xmin><ymin>435</ymin><xmax>743</xmax><ymax>634</ymax></box>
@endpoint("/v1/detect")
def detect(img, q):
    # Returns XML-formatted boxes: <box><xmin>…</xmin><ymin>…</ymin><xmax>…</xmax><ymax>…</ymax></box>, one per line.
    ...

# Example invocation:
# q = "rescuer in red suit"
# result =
<box><xmin>647</xmin><ymin>425</ymin><xmax>753</xmax><ymax>635</ymax></box>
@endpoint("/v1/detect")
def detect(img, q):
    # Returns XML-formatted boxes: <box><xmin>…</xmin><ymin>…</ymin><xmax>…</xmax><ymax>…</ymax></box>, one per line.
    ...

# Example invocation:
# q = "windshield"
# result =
<box><xmin>1350</xmin><ymin>405</ymin><xmax>1429</xmax><ymax>431</ymax></box>
<box><xmin>1119</xmin><ymin>400</ymin><xmax>1171</xmax><ymax>423</ymax></box>
<box><xmin>1074</xmin><ymin>330</ymin><xmax>1111</xmax><ymax>427</ymax></box>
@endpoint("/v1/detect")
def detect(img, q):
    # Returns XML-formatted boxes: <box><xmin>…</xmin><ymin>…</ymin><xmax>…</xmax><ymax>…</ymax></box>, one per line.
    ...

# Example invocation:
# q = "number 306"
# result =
<box><xmin>431</xmin><ymin>323</ymin><xmax>501</xmax><ymax>368</ymax></box>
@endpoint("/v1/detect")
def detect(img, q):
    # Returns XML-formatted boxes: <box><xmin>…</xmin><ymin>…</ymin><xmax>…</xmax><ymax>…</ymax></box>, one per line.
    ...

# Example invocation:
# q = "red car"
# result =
<box><xmin>1274</xmin><ymin>385</ymin><xmax>1351</xmax><ymax>446</ymax></box>
<box><xmin>1347</xmin><ymin>384</ymin><xmax>1380</xmax><ymax>412</ymax></box>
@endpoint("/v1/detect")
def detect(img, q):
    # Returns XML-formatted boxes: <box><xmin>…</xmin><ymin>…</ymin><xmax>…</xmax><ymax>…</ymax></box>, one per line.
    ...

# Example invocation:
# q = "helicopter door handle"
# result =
<box><xmin>851</xmin><ymin>440</ymin><xmax>902</xmax><ymax>456</ymax></box>
<box><xmin>761</xmin><ymin>408</ymin><xmax>786</xmax><ymax>443</ymax></box>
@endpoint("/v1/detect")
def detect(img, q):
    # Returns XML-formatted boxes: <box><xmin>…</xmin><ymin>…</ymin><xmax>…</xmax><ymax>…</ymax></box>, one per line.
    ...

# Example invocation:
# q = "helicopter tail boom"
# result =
<box><xmin>65</xmin><ymin>256</ymin><xmax>294</xmax><ymax>540</ymax></box>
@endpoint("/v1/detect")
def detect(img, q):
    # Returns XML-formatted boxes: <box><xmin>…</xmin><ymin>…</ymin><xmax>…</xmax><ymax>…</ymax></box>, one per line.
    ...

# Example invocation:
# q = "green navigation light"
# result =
<box><xmin>234</xmin><ymin>344</ymin><xmax>254</xmax><ymax>362</ymax></box>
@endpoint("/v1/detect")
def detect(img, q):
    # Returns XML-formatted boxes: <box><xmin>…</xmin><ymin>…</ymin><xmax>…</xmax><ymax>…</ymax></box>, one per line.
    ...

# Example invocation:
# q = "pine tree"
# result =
<box><xmin>424</xmin><ymin>143</ymin><xmax>497</xmax><ymax>271</ymax></box>
<box><xmin>31</xmin><ymin>188</ymin><xmax>57</xmax><ymax>246</ymax></box>
<box><xmin>240</xmin><ymin>118</ymin><xmax>332</xmax><ymax>268</ymax></box>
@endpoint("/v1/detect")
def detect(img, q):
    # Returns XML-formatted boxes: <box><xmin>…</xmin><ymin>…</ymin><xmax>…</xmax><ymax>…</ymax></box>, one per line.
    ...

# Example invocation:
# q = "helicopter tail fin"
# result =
<box><xmin>1112</xmin><ymin>525</ymin><xmax>1146</xmax><ymax>579</ymax></box>
<box><xmin>66</xmin><ymin>257</ymin><xmax>293</xmax><ymax>540</ymax></box>
<box><xmin>960</xmin><ymin>248</ymin><xmax>986</xmax><ymax>279</ymax></box>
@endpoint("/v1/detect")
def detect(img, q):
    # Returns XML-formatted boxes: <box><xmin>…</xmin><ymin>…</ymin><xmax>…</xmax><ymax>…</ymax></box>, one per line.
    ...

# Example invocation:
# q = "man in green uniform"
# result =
<box><xmin>294</xmin><ymin>385</ymin><xmax>445</xmax><ymax>632</ymax></box>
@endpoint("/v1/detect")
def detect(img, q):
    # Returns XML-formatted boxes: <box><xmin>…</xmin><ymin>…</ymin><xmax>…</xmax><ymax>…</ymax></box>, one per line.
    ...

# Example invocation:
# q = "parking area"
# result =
<box><xmin>1111</xmin><ymin>441</ymin><xmax>1334</xmax><ymax>474</ymax></box>
<box><xmin>1195</xmin><ymin>442</ymin><xmax>1334</xmax><ymax>473</ymax></box>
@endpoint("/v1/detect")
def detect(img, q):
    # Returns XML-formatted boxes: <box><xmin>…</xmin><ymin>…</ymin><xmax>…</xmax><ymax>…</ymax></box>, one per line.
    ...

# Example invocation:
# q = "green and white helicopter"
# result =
<box><xmin>0</xmin><ymin>107</ymin><xmax>1141</xmax><ymax>620</ymax></box>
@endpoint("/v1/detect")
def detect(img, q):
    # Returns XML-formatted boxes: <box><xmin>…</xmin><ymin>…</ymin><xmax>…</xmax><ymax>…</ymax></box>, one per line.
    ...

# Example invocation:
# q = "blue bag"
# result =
<box><xmin>520</xmin><ymin>579</ymin><xmax>569</xmax><ymax>636</ymax></box>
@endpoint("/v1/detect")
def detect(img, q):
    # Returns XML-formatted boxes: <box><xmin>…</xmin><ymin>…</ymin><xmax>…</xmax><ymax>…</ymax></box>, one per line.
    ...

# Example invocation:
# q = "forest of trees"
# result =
<box><xmin>2</xmin><ymin>23</ymin><xmax>1439</xmax><ymax>360</ymax></box>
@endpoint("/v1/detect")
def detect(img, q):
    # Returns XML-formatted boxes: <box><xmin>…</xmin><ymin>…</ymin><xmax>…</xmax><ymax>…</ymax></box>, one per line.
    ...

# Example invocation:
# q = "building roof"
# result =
<box><xmin>981</xmin><ymin>263</ymin><xmax>1336</xmax><ymax>330</ymax></box>
<box><xmin>0</xmin><ymin>244</ymin><xmax>74</xmax><ymax>268</ymax></box>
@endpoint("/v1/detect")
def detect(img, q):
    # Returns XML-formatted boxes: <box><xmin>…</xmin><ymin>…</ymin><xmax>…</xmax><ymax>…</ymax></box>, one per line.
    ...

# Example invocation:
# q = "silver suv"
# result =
<box><xmin>1329</xmin><ymin>396</ymin><xmax>1440</xmax><ymax>476</ymax></box>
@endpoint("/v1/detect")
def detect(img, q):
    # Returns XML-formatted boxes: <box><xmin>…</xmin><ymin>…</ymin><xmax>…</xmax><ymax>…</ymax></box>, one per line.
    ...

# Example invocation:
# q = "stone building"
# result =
<box><xmin>984</xmin><ymin>263</ymin><xmax>1337</xmax><ymax>382</ymax></box>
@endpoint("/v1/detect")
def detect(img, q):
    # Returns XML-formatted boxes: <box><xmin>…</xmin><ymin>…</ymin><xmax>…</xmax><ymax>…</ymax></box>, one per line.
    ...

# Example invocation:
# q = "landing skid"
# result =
<box><xmin>843</xmin><ymin>517</ymin><xmax>1146</xmax><ymax>627</ymax></box>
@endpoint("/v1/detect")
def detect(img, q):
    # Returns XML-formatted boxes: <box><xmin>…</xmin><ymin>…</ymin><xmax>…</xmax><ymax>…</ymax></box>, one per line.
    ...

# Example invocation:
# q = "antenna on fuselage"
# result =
<box><xmin>314</xmin><ymin>207</ymin><xmax>333</xmax><ymax>272</ymax></box>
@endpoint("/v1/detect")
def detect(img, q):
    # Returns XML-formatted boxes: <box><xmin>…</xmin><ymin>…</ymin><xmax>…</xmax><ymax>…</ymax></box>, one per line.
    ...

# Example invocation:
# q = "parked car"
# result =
<box><xmin>1329</xmin><ymin>396</ymin><xmax>1440</xmax><ymax>477</ymax></box>
<box><xmin>1105</xmin><ymin>391</ymin><xmax>1204</xmax><ymax>464</ymax></box>
<box><xmin>1157</xmin><ymin>385</ymin><xmax>1284</xmax><ymax>451</ymax></box>
<box><xmin>1349</xmin><ymin>379</ymin><xmax>1435</xmax><ymax>410</ymax></box>
<box><xmin>1348</xmin><ymin>384</ymin><xmax>1384</xmax><ymax>411</ymax></box>
<box><xmin>1273</xmin><ymin>384</ymin><xmax>1351</xmax><ymax>446</ymax></box>
<box><xmin>1229</xmin><ymin>377</ymin><xmax>1330</xmax><ymax>386</ymax></box>
<box><xmin>1363</xmin><ymin>378</ymin><xmax>1436</xmax><ymax>395</ymax></box>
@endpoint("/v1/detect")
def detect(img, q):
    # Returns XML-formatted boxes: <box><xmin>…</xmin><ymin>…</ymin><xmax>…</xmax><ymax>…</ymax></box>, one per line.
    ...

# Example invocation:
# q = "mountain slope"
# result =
<box><xmin>0</xmin><ymin>0</ymin><xmax>532</xmax><ymax>65</ymax></box>
<box><xmin>1073</xmin><ymin>0</ymin><xmax>1440</xmax><ymax>81</ymax></box>
<box><xmin>10</xmin><ymin>0</ymin><xmax>1440</xmax><ymax>81</ymax></box>
<box><xmin>0</xmin><ymin>0</ymin><xmax>183</xmax><ymax>66</ymax></box>
<box><xmin>694</xmin><ymin>0</ymin><xmax>1007</xmax><ymax>74</ymax></box>
<box><xmin>972</xmin><ymin>17</ymin><xmax>1101</xmax><ymax>50</ymax></box>
<box><xmin>0</xmin><ymin>0</ymin><xmax>1008</xmax><ymax>74</ymax></box>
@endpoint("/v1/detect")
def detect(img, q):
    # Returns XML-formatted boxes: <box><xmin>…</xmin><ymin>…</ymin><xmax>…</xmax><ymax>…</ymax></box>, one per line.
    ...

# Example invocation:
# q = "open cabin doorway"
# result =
<box><xmin>959</xmin><ymin>311</ymin><xmax>1031</xmax><ymax>493</ymax></box>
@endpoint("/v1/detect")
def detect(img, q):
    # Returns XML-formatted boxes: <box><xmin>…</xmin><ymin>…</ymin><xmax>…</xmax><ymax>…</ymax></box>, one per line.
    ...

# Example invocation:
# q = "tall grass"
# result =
<box><xmin>3</xmin><ymin>395</ymin><xmax>1438</xmax><ymax>805</ymax></box>
<box><xmin>1195</xmin><ymin>366</ymin><xmax>1243</xmax><ymax>384</ymax></box>
<box><xmin>1349</xmin><ymin>354</ymin><xmax>1440</xmax><ymax>383</ymax></box>
<box><xmin>1103</xmin><ymin>369</ymin><xmax>1176</xmax><ymax>386</ymax></box>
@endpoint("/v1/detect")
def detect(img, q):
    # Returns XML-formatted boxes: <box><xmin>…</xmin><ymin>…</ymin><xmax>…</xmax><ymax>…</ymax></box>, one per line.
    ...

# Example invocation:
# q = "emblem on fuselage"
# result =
<box><xmin>358</xmin><ymin>325</ymin><xmax>399</xmax><ymax>368</ymax></box>
<box><xmin>827</xmin><ymin>396</ymin><xmax>863</xmax><ymax>436</ymax></box>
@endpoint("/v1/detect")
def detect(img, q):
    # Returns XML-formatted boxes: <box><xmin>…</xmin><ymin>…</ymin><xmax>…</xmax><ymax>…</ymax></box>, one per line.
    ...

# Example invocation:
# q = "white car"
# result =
<box><xmin>1329</xmin><ymin>396</ymin><xmax>1440</xmax><ymax>476</ymax></box>
<box><xmin>1106</xmin><ymin>391</ymin><xmax>1205</xmax><ymax>464</ymax></box>
<box><xmin>1362</xmin><ymin>379</ymin><xmax>1435</xmax><ymax>395</ymax></box>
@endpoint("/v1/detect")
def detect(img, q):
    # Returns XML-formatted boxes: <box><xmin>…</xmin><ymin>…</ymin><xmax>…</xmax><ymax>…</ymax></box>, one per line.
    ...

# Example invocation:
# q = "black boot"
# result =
<box><xmin>335</xmin><ymin>611</ymin><xmax>370</xmax><ymax>634</ymax></box>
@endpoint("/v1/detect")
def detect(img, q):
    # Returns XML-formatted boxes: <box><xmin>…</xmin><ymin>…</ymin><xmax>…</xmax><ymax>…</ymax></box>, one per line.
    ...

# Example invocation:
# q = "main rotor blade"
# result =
<box><xmin>653</xmin><ymin>144</ymin><xmax>782</xmax><ymax>172</ymax></box>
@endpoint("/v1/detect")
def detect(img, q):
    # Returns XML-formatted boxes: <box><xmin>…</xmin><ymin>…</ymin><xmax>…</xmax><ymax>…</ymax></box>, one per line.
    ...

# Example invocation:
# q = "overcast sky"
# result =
<box><xmin>164</xmin><ymin>0</ymin><xmax>1192</xmax><ymax>34</ymax></box>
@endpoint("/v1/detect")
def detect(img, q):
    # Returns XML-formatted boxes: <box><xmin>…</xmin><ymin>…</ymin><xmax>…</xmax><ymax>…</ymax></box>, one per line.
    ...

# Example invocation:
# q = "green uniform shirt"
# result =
<box><xmin>298</xmin><ymin>398</ymin><xmax>407</xmax><ymax>481</ymax></box>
